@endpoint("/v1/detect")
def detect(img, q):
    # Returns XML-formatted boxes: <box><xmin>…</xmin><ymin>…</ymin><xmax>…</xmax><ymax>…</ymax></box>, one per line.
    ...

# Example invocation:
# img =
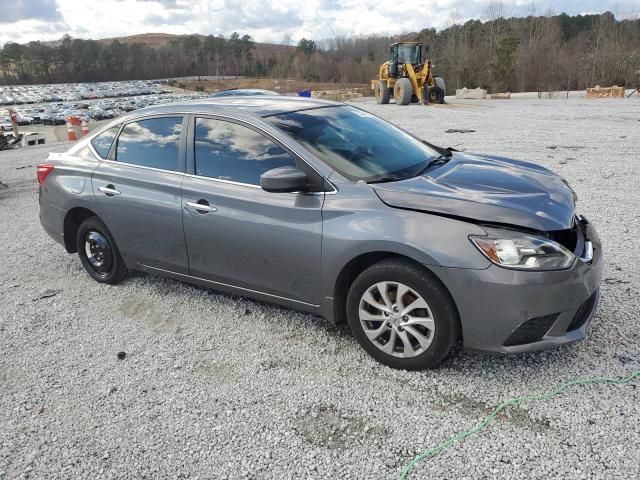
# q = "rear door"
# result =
<box><xmin>91</xmin><ymin>115</ymin><xmax>189</xmax><ymax>274</ymax></box>
<box><xmin>181</xmin><ymin>115</ymin><xmax>325</xmax><ymax>305</ymax></box>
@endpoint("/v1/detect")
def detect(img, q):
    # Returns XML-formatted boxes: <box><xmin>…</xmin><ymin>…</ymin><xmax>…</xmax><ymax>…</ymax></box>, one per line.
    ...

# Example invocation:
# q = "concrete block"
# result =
<box><xmin>456</xmin><ymin>87</ymin><xmax>487</xmax><ymax>99</ymax></box>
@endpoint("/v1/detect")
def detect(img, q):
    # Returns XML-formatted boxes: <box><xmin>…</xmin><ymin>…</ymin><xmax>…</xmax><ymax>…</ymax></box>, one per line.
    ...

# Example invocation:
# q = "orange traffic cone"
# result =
<box><xmin>81</xmin><ymin>119</ymin><xmax>89</xmax><ymax>136</ymax></box>
<box><xmin>66</xmin><ymin>121</ymin><xmax>77</xmax><ymax>141</ymax></box>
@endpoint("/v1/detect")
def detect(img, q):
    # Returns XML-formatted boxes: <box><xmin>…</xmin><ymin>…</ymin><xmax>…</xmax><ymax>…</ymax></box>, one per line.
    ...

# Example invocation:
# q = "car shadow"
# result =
<box><xmin>122</xmin><ymin>270</ymin><xmax>613</xmax><ymax>376</ymax></box>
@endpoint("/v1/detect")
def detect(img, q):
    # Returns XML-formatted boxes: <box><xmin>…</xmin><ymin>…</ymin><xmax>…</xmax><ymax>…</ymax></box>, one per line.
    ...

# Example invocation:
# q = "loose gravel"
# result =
<box><xmin>1</xmin><ymin>96</ymin><xmax>639</xmax><ymax>480</ymax></box>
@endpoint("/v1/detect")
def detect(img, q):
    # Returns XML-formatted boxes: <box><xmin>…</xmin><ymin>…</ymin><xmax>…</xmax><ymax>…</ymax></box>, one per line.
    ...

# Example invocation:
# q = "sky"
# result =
<box><xmin>0</xmin><ymin>0</ymin><xmax>639</xmax><ymax>46</ymax></box>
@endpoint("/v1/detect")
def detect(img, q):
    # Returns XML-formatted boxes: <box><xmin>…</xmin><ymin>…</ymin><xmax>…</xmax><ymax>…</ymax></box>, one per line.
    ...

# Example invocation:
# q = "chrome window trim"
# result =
<box><xmin>89</xmin><ymin>109</ymin><xmax>338</xmax><ymax>194</ymax></box>
<box><xmin>91</xmin><ymin>158</ymin><xmax>333</xmax><ymax>196</ymax></box>
<box><xmin>94</xmin><ymin>156</ymin><xmax>186</xmax><ymax>176</ymax></box>
<box><xmin>191</xmin><ymin>113</ymin><xmax>338</xmax><ymax>194</ymax></box>
<box><xmin>183</xmin><ymin>172</ymin><xmax>261</xmax><ymax>189</ymax></box>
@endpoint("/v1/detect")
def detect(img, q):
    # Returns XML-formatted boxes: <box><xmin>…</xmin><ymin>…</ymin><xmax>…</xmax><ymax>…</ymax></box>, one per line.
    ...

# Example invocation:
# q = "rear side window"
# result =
<box><xmin>115</xmin><ymin>117</ymin><xmax>182</xmax><ymax>171</ymax></box>
<box><xmin>91</xmin><ymin>125</ymin><xmax>120</xmax><ymax>158</ymax></box>
<box><xmin>194</xmin><ymin>117</ymin><xmax>296</xmax><ymax>185</ymax></box>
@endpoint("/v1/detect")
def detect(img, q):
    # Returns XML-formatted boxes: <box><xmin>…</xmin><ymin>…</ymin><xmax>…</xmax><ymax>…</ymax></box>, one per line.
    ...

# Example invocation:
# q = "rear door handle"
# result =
<box><xmin>99</xmin><ymin>185</ymin><xmax>121</xmax><ymax>196</ymax></box>
<box><xmin>186</xmin><ymin>201</ymin><xmax>217</xmax><ymax>213</ymax></box>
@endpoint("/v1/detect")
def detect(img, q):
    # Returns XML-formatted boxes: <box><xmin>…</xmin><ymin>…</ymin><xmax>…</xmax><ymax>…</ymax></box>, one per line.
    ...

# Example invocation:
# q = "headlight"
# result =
<box><xmin>469</xmin><ymin>228</ymin><xmax>574</xmax><ymax>270</ymax></box>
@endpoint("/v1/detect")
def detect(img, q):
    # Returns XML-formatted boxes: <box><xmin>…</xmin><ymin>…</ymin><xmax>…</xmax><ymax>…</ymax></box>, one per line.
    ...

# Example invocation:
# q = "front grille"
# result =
<box><xmin>567</xmin><ymin>291</ymin><xmax>598</xmax><ymax>332</ymax></box>
<box><xmin>503</xmin><ymin>314</ymin><xmax>559</xmax><ymax>346</ymax></box>
<box><xmin>548</xmin><ymin>225</ymin><xmax>579</xmax><ymax>253</ymax></box>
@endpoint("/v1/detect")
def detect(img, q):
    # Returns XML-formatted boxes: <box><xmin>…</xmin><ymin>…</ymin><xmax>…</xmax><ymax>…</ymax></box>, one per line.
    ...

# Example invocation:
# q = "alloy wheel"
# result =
<box><xmin>359</xmin><ymin>281</ymin><xmax>435</xmax><ymax>358</ymax></box>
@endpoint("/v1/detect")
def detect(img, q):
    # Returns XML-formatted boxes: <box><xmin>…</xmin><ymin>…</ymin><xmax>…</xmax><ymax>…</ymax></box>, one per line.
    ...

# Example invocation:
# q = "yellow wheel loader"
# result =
<box><xmin>371</xmin><ymin>42</ymin><xmax>446</xmax><ymax>106</ymax></box>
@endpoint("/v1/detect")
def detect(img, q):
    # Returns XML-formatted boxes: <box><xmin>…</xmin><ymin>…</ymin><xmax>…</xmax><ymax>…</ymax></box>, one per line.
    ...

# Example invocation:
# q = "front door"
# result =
<box><xmin>92</xmin><ymin>115</ymin><xmax>189</xmax><ymax>273</ymax></box>
<box><xmin>181</xmin><ymin>116</ymin><xmax>324</xmax><ymax>305</ymax></box>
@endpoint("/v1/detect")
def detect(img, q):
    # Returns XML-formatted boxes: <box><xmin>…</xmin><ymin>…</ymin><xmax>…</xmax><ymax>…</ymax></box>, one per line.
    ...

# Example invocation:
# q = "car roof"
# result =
<box><xmin>210</xmin><ymin>88</ymin><xmax>279</xmax><ymax>96</ymax></box>
<box><xmin>131</xmin><ymin>96</ymin><xmax>342</xmax><ymax>118</ymax></box>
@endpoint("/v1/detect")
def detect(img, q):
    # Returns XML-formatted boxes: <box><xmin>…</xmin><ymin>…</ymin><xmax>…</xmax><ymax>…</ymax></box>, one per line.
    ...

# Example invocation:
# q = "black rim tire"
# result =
<box><xmin>76</xmin><ymin>216</ymin><xmax>127</xmax><ymax>284</ymax></box>
<box><xmin>429</xmin><ymin>87</ymin><xmax>444</xmax><ymax>104</ymax></box>
<box><xmin>433</xmin><ymin>76</ymin><xmax>446</xmax><ymax>97</ymax></box>
<box><xmin>346</xmin><ymin>259</ymin><xmax>460</xmax><ymax>370</ymax></box>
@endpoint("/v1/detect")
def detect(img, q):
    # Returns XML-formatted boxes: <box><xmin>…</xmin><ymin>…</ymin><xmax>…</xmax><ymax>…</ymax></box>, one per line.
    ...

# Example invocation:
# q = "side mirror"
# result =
<box><xmin>260</xmin><ymin>166</ymin><xmax>307</xmax><ymax>193</ymax></box>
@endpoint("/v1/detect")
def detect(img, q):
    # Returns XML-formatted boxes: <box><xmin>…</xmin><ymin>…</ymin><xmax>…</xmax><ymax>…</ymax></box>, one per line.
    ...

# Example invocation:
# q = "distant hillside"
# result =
<box><xmin>96</xmin><ymin>32</ymin><xmax>295</xmax><ymax>57</ymax></box>
<box><xmin>40</xmin><ymin>32</ymin><xmax>295</xmax><ymax>58</ymax></box>
<box><xmin>96</xmin><ymin>32</ymin><xmax>203</xmax><ymax>47</ymax></box>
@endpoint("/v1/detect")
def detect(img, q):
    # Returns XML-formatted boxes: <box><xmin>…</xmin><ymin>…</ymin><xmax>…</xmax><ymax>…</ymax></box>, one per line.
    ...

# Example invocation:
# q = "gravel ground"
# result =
<box><xmin>1</xmin><ymin>96</ymin><xmax>639</xmax><ymax>480</ymax></box>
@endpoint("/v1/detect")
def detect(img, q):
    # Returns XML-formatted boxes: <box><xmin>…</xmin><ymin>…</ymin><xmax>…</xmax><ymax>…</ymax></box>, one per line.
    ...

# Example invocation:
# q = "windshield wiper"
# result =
<box><xmin>367</xmin><ymin>176</ymin><xmax>401</xmax><ymax>184</ymax></box>
<box><xmin>421</xmin><ymin>140</ymin><xmax>457</xmax><ymax>156</ymax></box>
<box><xmin>413</xmin><ymin>152</ymin><xmax>452</xmax><ymax>177</ymax></box>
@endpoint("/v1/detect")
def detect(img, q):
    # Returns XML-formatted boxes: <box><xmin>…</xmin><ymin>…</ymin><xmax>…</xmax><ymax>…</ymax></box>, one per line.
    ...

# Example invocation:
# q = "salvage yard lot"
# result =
<box><xmin>1</xmin><ymin>96</ymin><xmax>639</xmax><ymax>479</ymax></box>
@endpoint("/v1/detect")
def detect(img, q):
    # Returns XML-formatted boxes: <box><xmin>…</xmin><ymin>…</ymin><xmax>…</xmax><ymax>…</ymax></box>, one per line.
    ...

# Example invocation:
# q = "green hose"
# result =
<box><xmin>398</xmin><ymin>369</ymin><xmax>640</xmax><ymax>480</ymax></box>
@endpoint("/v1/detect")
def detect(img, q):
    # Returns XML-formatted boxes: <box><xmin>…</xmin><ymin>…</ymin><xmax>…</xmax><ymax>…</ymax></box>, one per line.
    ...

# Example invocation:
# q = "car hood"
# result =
<box><xmin>372</xmin><ymin>152</ymin><xmax>576</xmax><ymax>231</ymax></box>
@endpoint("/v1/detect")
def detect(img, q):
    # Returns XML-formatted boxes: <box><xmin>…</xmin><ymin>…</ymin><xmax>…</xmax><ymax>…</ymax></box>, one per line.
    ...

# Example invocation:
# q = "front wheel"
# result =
<box><xmin>394</xmin><ymin>78</ymin><xmax>413</xmax><ymax>105</ymax></box>
<box><xmin>346</xmin><ymin>259</ymin><xmax>459</xmax><ymax>370</ymax></box>
<box><xmin>76</xmin><ymin>216</ymin><xmax>128</xmax><ymax>284</ymax></box>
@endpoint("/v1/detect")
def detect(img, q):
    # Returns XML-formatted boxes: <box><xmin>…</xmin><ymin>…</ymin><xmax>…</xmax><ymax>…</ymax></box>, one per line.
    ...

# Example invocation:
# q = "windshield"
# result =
<box><xmin>395</xmin><ymin>44</ymin><xmax>421</xmax><ymax>64</ymax></box>
<box><xmin>265</xmin><ymin>106</ymin><xmax>438</xmax><ymax>183</ymax></box>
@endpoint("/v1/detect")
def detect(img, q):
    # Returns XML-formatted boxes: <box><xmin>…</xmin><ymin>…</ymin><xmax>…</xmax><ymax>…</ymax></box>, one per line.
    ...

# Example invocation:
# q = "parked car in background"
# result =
<box><xmin>37</xmin><ymin>97</ymin><xmax>602</xmax><ymax>370</ymax></box>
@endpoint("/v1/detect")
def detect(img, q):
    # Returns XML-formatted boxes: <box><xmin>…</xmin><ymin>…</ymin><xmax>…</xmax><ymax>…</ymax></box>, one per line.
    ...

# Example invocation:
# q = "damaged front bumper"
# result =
<box><xmin>431</xmin><ymin>220</ymin><xmax>603</xmax><ymax>354</ymax></box>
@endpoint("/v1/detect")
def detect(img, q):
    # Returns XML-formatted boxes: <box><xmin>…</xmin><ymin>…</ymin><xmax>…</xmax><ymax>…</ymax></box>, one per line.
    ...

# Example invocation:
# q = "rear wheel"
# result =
<box><xmin>76</xmin><ymin>216</ymin><xmax>127</xmax><ymax>284</ymax></box>
<box><xmin>375</xmin><ymin>80</ymin><xmax>390</xmax><ymax>104</ymax></box>
<box><xmin>430</xmin><ymin>76</ymin><xmax>446</xmax><ymax>104</ymax></box>
<box><xmin>434</xmin><ymin>76</ymin><xmax>446</xmax><ymax>94</ymax></box>
<box><xmin>346</xmin><ymin>259</ymin><xmax>459</xmax><ymax>370</ymax></box>
<box><xmin>394</xmin><ymin>78</ymin><xmax>413</xmax><ymax>105</ymax></box>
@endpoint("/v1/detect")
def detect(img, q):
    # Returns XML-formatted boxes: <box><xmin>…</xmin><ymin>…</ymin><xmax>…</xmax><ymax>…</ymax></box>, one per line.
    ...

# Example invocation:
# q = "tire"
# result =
<box><xmin>346</xmin><ymin>259</ymin><xmax>459</xmax><ymax>370</ymax></box>
<box><xmin>430</xmin><ymin>76</ymin><xmax>446</xmax><ymax>104</ymax></box>
<box><xmin>434</xmin><ymin>76</ymin><xmax>446</xmax><ymax>96</ymax></box>
<box><xmin>76</xmin><ymin>216</ymin><xmax>128</xmax><ymax>284</ymax></box>
<box><xmin>375</xmin><ymin>80</ymin><xmax>390</xmax><ymax>104</ymax></box>
<box><xmin>394</xmin><ymin>78</ymin><xmax>413</xmax><ymax>105</ymax></box>
<box><xmin>428</xmin><ymin>87</ymin><xmax>444</xmax><ymax>104</ymax></box>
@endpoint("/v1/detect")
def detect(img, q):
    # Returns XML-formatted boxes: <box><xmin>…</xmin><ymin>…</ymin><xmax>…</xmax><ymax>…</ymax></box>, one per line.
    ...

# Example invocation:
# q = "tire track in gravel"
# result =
<box><xmin>0</xmin><ymin>178</ymin><xmax>37</xmax><ymax>200</ymax></box>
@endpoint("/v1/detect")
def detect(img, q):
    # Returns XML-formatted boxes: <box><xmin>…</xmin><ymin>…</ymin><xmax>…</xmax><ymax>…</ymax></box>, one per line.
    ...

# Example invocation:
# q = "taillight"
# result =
<box><xmin>37</xmin><ymin>163</ymin><xmax>54</xmax><ymax>186</ymax></box>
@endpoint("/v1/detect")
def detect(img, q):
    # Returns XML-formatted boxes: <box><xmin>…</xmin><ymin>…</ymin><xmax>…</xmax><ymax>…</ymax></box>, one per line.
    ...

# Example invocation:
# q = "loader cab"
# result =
<box><xmin>388</xmin><ymin>43</ymin><xmax>423</xmax><ymax>77</ymax></box>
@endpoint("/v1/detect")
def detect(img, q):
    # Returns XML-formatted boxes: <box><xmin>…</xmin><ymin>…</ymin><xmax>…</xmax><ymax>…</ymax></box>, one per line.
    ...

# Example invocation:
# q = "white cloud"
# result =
<box><xmin>0</xmin><ymin>0</ymin><xmax>638</xmax><ymax>45</ymax></box>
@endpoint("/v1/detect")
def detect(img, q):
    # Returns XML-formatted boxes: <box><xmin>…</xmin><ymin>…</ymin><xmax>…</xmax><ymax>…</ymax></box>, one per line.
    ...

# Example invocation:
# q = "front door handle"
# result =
<box><xmin>186</xmin><ymin>200</ymin><xmax>217</xmax><ymax>213</ymax></box>
<box><xmin>99</xmin><ymin>185</ymin><xmax>121</xmax><ymax>196</ymax></box>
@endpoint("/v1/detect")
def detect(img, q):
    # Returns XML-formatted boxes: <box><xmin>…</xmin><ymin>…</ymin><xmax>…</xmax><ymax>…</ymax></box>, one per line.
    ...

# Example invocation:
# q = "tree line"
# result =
<box><xmin>1</xmin><ymin>9</ymin><xmax>639</xmax><ymax>94</ymax></box>
<box><xmin>421</xmin><ymin>10</ymin><xmax>640</xmax><ymax>93</ymax></box>
<box><xmin>0</xmin><ymin>33</ymin><xmax>255</xmax><ymax>85</ymax></box>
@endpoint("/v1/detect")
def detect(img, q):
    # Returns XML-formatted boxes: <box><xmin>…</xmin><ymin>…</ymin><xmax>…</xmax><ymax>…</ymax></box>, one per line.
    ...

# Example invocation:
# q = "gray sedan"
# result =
<box><xmin>37</xmin><ymin>97</ymin><xmax>602</xmax><ymax>369</ymax></box>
